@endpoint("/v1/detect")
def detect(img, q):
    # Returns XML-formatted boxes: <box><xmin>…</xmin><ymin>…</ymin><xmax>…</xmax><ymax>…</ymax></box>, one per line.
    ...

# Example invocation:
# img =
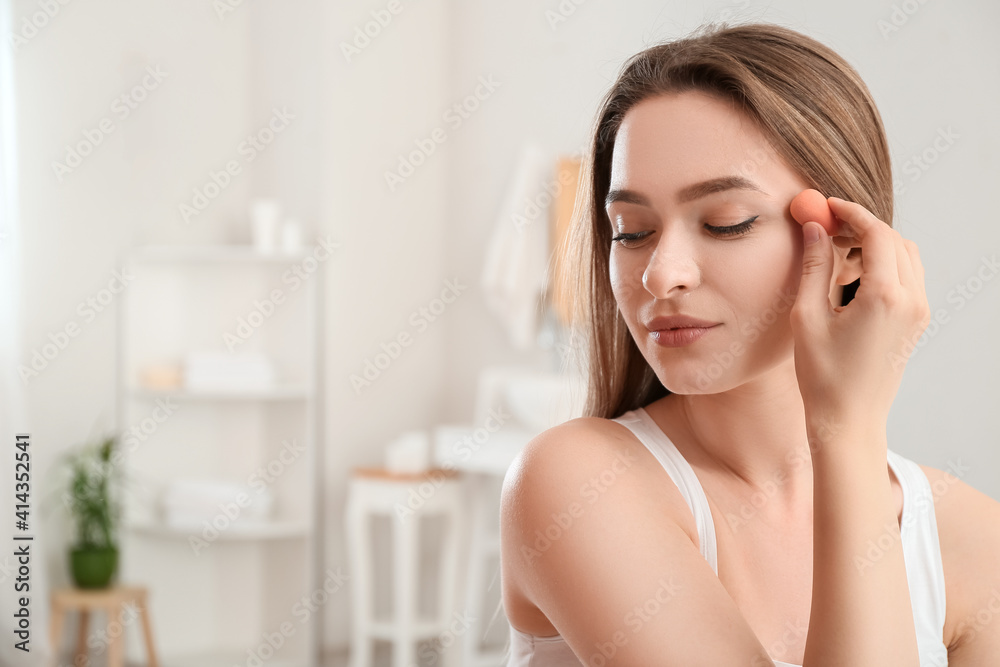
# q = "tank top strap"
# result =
<box><xmin>611</xmin><ymin>406</ymin><xmax>719</xmax><ymax>574</ymax></box>
<box><xmin>885</xmin><ymin>449</ymin><xmax>949</xmax><ymax>663</ymax></box>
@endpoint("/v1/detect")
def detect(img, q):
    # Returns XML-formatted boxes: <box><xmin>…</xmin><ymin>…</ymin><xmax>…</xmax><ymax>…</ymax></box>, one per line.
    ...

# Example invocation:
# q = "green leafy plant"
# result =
<box><xmin>63</xmin><ymin>435</ymin><xmax>121</xmax><ymax>550</ymax></box>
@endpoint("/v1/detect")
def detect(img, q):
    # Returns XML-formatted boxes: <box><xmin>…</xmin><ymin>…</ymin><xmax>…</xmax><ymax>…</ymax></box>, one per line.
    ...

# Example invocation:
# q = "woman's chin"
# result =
<box><xmin>658</xmin><ymin>376</ymin><xmax>722</xmax><ymax>396</ymax></box>
<box><xmin>652</xmin><ymin>359</ymin><xmax>725</xmax><ymax>394</ymax></box>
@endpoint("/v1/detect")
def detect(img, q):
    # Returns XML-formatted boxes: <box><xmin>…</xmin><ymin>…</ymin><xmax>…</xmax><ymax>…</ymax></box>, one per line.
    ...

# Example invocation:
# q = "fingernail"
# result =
<box><xmin>804</xmin><ymin>223</ymin><xmax>820</xmax><ymax>246</ymax></box>
<box><xmin>828</xmin><ymin>196</ymin><xmax>844</xmax><ymax>204</ymax></box>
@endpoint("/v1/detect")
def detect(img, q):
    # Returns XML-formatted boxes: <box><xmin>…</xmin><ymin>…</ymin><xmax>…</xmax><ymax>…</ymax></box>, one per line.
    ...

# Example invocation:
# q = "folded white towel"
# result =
<box><xmin>183</xmin><ymin>351</ymin><xmax>275</xmax><ymax>391</ymax></box>
<box><xmin>162</xmin><ymin>479</ymin><xmax>274</xmax><ymax>525</ymax></box>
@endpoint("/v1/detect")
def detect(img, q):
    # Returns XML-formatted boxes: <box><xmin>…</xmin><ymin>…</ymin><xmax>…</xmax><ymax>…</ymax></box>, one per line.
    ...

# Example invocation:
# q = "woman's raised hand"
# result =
<box><xmin>789</xmin><ymin>191</ymin><xmax>931</xmax><ymax>438</ymax></box>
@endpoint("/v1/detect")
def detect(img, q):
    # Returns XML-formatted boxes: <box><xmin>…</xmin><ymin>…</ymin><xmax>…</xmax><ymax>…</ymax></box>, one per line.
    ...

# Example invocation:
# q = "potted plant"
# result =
<box><xmin>61</xmin><ymin>435</ymin><xmax>122</xmax><ymax>588</ymax></box>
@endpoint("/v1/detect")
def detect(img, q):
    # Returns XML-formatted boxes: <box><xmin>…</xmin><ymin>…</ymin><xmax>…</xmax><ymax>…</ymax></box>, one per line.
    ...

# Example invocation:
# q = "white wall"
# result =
<box><xmin>12</xmin><ymin>0</ymin><xmax>255</xmax><ymax>606</ymax></box>
<box><xmin>318</xmin><ymin>0</ymin><xmax>452</xmax><ymax>650</ymax></box>
<box><xmin>10</xmin><ymin>0</ymin><xmax>453</xmax><ymax>654</ymax></box>
<box><xmin>9</xmin><ymin>0</ymin><xmax>999</xmax><ymax>659</ymax></box>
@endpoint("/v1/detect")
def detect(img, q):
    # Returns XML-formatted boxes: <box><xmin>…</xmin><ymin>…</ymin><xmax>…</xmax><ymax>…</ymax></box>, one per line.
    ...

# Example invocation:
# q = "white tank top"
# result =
<box><xmin>504</xmin><ymin>406</ymin><xmax>950</xmax><ymax>666</ymax></box>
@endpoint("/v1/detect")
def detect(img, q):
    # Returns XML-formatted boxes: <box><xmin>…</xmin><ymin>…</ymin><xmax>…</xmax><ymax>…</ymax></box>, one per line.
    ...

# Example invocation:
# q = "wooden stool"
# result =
<box><xmin>50</xmin><ymin>585</ymin><xmax>159</xmax><ymax>667</ymax></box>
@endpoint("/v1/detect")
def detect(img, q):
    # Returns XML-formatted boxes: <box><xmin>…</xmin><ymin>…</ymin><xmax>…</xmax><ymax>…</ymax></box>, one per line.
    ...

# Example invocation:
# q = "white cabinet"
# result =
<box><xmin>116</xmin><ymin>245</ymin><xmax>322</xmax><ymax>667</ymax></box>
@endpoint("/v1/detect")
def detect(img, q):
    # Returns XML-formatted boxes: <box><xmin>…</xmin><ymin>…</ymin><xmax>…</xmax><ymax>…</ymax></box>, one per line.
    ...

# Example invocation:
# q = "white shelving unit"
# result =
<box><xmin>116</xmin><ymin>245</ymin><xmax>323</xmax><ymax>667</ymax></box>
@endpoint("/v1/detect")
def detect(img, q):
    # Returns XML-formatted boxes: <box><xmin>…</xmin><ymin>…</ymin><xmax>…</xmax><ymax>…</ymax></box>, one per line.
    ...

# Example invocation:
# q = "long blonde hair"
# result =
<box><xmin>554</xmin><ymin>21</ymin><xmax>894</xmax><ymax>420</ymax></box>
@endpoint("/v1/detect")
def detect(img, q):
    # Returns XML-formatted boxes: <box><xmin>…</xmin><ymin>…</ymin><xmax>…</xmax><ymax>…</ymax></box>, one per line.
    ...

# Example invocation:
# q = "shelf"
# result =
<box><xmin>129</xmin><ymin>385</ymin><xmax>311</xmax><ymax>401</ymax></box>
<box><xmin>127</xmin><ymin>245</ymin><xmax>311</xmax><ymax>264</ymax></box>
<box><xmin>118</xmin><ymin>241</ymin><xmax>321</xmax><ymax>662</ymax></box>
<box><xmin>128</xmin><ymin>519</ymin><xmax>311</xmax><ymax>541</ymax></box>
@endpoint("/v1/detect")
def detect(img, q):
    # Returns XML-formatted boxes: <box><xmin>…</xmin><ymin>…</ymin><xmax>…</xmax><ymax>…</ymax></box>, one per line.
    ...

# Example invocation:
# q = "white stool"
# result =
<box><xmin>346</xmin><ymin>467</ymin><xmax>465</xmax><ymax>667</ymax></box>
<box><xmin>460</xmin><ymin>471</ymin><xmax>507</xmax><ymax>667</ymax></box>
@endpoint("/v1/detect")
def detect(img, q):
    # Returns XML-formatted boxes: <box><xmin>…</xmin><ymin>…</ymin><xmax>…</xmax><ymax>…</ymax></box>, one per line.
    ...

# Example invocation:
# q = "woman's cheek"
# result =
<box><xmin>610</xmin><ymin>256</ymin><xmax>645</xmax><ymax>305</ymax></box>
<box><xmin>609</xmin><ymin>270</ymin><xmax>627</xmax><ymax>304</ymax></box>
<box><xmin>741</xmin><ymin>319</ymin><xmax>761</xmax><ymax>343</ymax></box>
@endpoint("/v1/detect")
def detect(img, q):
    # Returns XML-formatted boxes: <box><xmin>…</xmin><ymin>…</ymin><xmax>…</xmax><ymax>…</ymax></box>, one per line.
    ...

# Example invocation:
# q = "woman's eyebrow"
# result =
<box><xmin>605</xmin><ymin>175</ymin><xmax>769</xmax><ymax>209</ymax></box>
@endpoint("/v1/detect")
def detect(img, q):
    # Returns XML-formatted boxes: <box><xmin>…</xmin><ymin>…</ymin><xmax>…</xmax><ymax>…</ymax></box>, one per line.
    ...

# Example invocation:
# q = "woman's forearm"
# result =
<box><xmin>802</xmin><ymin>419</ymin><xmax>919</xmax><ymax>667</ymax></box>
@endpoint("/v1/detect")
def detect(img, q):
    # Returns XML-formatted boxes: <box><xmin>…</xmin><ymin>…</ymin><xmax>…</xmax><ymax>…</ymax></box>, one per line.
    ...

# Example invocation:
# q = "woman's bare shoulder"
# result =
<box><xmin>501</xmin><ymin>417</ymin><xmax>647</xmax><ymax>509</ymax></box>
<box><xmin>499</xmin><ymin>415</ymin><xmax>715</xmax><ymax>640</ymax></box>
<box><xmin>502</xmin><ymin>415</ymin><xmax>677</xmax><ymax>500</ymax></box>
<box><xmin>501</xmin><ymin>415</ymin><xmax>700</xmax><ymax>550</ymax></box>
<box><xmin>499</xmin><ymin>417</ymin><xmax>647</xmax><ymax>632</ymax></box>
<box><xmin>507</xmin><ymin>416</ymin><xmax>641</xmax><ymax>466</ymax></box>
<box><xmin>917</xmin><ymin>463</ymin><xmax>1000</xmax><ymax>657</ymax></box>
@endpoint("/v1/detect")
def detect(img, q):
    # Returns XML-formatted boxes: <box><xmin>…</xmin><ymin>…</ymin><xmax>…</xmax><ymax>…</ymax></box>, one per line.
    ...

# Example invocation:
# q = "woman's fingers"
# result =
<box><xmin>826</xmin><ymin>197</ymin><xmax>899</xmax><ymax>291</ymax></box>
<box><xmin>821</xmin><ymin>198</ymin><xmax>928</xmax><ymax>332</ymax></box>
<box><xmin>904</xmin><ymin>238</ymin><xmax>925</xmax><ymax>286</ymax></box>
<box><xmin>891</xmin><ymin>228</ymin><xmax>916</xmax><ymax>289</ymax></box>
<box><xmin>831</xmin><ymin>235</ymin><xmax>858</xmax><ymax>249</ymax></box>
<box><xmin>828</xmin><ymin>198</ymin><xmax>929</xmax><ymax>339</ymax></box>
<box><xmin>832</xmin><ymin>229</ymin><xmax>914</xmax><ymax>286</ymax></box>
<box><xmin>904</xmin><ymin>238</ymin><xmax>930</xmax><ymax>321</ymax></box>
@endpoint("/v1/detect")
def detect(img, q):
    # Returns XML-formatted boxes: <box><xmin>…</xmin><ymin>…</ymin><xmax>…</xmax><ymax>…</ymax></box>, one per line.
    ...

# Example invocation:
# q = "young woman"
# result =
<box><xmin>499</xmin><ymin>22</ymin><xmax>1000</xmax><ymax>666</ymax></box>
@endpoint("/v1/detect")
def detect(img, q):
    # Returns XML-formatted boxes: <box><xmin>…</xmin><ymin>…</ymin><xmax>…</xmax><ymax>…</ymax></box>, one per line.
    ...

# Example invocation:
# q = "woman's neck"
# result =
<box><xmin>648</xmin><ymin>355</ymin><xmax>817</xmax><ymax>517</ymax></box>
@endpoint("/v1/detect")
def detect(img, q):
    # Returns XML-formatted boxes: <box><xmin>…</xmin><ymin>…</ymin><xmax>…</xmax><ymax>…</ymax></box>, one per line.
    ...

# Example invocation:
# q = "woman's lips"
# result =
<box><xmin>645</xmin><ymin>315</ymin><xmax>720</xmax><ymax>330</ymax></box>
<box><xmin>650</xmin><ymin>324</ymin><xmax>719</xmax><ymax>347</ymax></box>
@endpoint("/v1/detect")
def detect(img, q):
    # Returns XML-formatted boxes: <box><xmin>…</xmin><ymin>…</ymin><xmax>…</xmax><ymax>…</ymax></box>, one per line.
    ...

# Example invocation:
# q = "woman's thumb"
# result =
<box><xmin>796</xmin><ymin>221</ymin><xmax>833</xmax><ymax>319</ymax></box>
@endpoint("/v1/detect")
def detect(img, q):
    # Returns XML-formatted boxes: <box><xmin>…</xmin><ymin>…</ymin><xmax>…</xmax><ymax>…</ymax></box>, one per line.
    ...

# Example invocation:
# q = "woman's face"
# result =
<box><xmin>607</xmin><ymin>90</ymin><xmax>840</xmax><ymax>394</ymax></box>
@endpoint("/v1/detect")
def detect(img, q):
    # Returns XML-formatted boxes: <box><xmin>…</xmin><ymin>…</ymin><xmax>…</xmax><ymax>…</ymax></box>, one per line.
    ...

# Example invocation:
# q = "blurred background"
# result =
<box><xmin>0</xmin><ymin>0</ymin><xmax>997</xmax><ymax>666</ymax></box>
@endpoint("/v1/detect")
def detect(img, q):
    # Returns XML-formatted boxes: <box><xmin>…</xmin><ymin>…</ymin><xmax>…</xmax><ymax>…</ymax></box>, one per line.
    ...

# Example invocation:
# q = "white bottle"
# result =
<box><xmin>281</xmin><ymin>218</ymin><xmax>304</xmax><ymax>253</ymax></box>
<box><xmin>249</xmin><ymin>199</ymin><xmax>281</xmax><ymax>254</ymax></box>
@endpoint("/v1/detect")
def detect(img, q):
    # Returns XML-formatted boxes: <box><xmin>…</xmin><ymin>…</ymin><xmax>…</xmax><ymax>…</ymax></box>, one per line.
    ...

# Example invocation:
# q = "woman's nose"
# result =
<box><xmin>641</xmin><ymin>238</ymin><xmax>701</xmax><ymax>298</ymax></box>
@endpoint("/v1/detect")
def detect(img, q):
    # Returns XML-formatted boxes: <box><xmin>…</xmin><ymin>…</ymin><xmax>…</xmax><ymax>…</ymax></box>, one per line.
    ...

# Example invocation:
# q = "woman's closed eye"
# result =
<box><xmin>611</xmin><ymin>215</ymin><xmax>760</xmax><ymax>247</ymax></box>
<box><xmin>705</xmin><ymin>214</ymin><xmax>759</xmax><ymax>237</ymax></box>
